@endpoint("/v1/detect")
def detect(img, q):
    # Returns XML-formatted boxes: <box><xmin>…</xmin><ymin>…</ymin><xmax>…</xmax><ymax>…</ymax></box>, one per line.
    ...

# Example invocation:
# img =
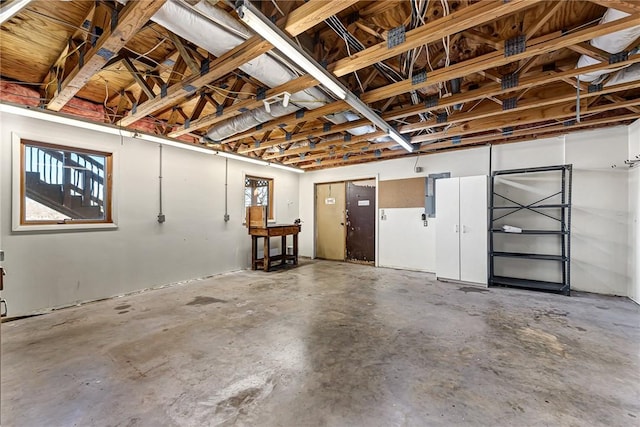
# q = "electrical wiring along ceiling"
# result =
<box><xmin>0</xmin><ymin>0</ymin><xmax>638</xmax><ymax>169</ymax></box>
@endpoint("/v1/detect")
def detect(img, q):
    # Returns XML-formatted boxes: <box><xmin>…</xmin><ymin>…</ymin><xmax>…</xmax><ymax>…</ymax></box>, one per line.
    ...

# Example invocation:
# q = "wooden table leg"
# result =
<box><xmin>263</xmin><ymin>236</ymin><xmax>270</xmax><ymax>272</ymax></box>
<box><xmin>281</xmin><ymin>235</ymin><xmax>287</xmax><ymax>266</ymax></box>
<box><xmin>293</xmin><ymin>232</ymin><xmax>298</xmax><ymax>265</ymax></box>
<box><xmin>251</xmin><ymin>236</ymin><xmax>257</xmax><ymax>270</ymax></box>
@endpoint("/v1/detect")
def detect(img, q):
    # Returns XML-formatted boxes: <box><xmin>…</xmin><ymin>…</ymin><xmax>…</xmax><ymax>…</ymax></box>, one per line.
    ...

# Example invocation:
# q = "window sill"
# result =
<box><xmin>12</xmin><ymin>222</ymin><xmax>118</xmax><ymax>232</ymax></box>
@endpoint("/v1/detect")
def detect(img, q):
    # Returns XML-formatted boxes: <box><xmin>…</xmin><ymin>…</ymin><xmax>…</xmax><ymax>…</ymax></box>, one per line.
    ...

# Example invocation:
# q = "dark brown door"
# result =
<box><xmin>346</xmin><ymin>180</ymin><xmax>376</xmax><ymax>263</ymax></box>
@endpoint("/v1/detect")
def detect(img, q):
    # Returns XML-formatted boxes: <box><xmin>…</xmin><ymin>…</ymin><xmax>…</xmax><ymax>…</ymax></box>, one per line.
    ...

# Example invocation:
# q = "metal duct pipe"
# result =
<box><xmin>576</xmin><ymin>8</ymin><xmax>640</xmax><ymax>82</ymax></box>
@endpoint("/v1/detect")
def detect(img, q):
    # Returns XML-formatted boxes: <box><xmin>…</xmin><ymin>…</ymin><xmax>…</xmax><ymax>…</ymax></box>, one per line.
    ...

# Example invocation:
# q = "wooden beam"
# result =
<box><xmin>567</xmin><ymin>42</ymin><xmax>610</xmax><ymax>63</ymax></box>
<box><xmin>206</xmin><ymin>100</ymin><xmax>349</xmax><ymax>144</ymax></box>
<box><xmin>166</xmin><ymin>32</ymin><xmax>200</xmax><ymax>76</ymax></box>
<box><xmin>301</xmin><ymin>112</ymin><xmax>640</xmax><ymax>169</ymax></box>
<box><xmin>168</xmin><ymin>74</ymin><xmax>317</xmax><ymax>137</ymax></box>
<box><xmin>411</xmin><ymin>97</ymin><xmax>639</xmax><ymax>145</ymax></box>
<box><xmin>402</xmin><ymin>80</ymin><xmax>640</xmax><ymax>135</ymax></box>
<box><xmin>362</xmin><ymin>14</ymin><xmax>640</xmax><ymax>104</ymax></box>
<box><xmin>605</xmin><ymin>94</ymin><xmax>640</xmax><ymax>113</ymax></box>
<box><xmin>238</xmin><ymin>115</ymin><xmax>373</xmax><ymax>154</ymax></box>
<box><xmin>463</xmin><ymin>29</ymin><xmax>503</xmax><ymax>50</ymax></box>
<box><xmin>47</xmin><ymin>0</ymin><xmax>167</xmax><ymax>111</ymax></box>
<box><xmin>269</xmin><ymin>80</ymin><xmax>639</xmax><ymax>161</ymax></box>
<box><xmin>284</xmin><ymin>0</ymin><xmax>360</xmax><ymax>35</ymax></box>
<box><xmin>329</xmin><ymin>0</ymin><xmax>537</xmax><ymax>77</ymax></box>
<box><xmin>284</xmin><ymin>142</ymin><xmax>397</xmax><ymax>164</ymax></box>
<box><xmin>587</xmin><ymin>0</ymin><xmax>640</xmax><ymax>15</ymax></box>
<box><xmin>167</xmin><ymin>56</ymin><xmax>188</xmax><ymax>87</ymax></box>
<box><xmin>244</xmin><ymin>53</ymin><xmax>640</xmax><ymax>147</ymax></box>
<box><xmin>223</xmin><ymin>77</ymin><xmax>246</xmax><ymax>108</ymax></box>
<box><xmin>525</xmin><ymin>1</ymin><xmax>563</xmax><ymax>40</ymax></box>
<box><xmin>227</xmin><ymin>8</ymin><xmax>636</xmax><ymax>143</ymax></box>
<box><xmin>118</xmin><ymin>36</ymin><xmax>273</xmax><ymax>126</ymax></box>
<box><xmin>119</xmin><ymin>0</ymin><xmax>345</xmax><ymax>127</ymax></box>
<box><xmin>420</xmin><ymin>112</ymin><xmax>640</xmax><ymax>151</ymax></box>
<box><xmin>121</xmin><ymin>57</ymin><xmax>156</xmax><ymax>100</ymax></box>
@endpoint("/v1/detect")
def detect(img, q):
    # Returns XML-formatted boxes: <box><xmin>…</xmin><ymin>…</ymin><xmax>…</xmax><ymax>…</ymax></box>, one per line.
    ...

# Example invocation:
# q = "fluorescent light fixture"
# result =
<box><xmin>0</xmin><ymin>0</ymin><xmax>31</xmax><ymax>25</ymax></box>
<box><xmin>0</xmin><ymin>102</ymin><xmax>135</xmax><ymax>138</ymax></box>
<box><xmin>387</xmin><ymin>129</ymin><xmax>413</xmax><ymax>151</ymax></box>
<box><xmin>0</xmin><ymin>102</ymin><xmax>215</xmax><ymax>155</ymax></box>
<box><xmin>236</xmin><ymin>1</ymin><xmax>414</xmax><ymax>153</ymax></box>
<box><xmin>132</xmin><ymin>132</ymin><xmax>214</xmax><ymax>155</ymax></box>
<box><xmin>345</xmin><ymin>93</ymin><xmax>414</xmax><ymax>152</ymax></box>
<box><xmin>237</xmin><ymin>1</ymin><xmax>347</xmax><ymax>100</ymax></box>
<box><xmin>268</xmin><ymin>162</ymin><xmax>305</xmax><ymax>174</ymax></box>
<box><xmin>213</xmin><ymin>150</ymin><xmax>304</xmax><ymax>173</ymax></box>
<box><xmin>1</xmin><ymin>102</ymin><xmax>306</xmax><ymax>170</ymax></box>
<box><xmin>214</xmin><ymin>150</ymin><xmax>269</xmax><ymax>166</ymax></box>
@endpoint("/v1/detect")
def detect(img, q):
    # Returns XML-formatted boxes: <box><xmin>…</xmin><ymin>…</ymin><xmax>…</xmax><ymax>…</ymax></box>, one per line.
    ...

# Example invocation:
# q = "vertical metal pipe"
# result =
<box><xmin>576</xmin><ymin>76</ymin><xmax>581</xmax><ymax>123</ymax></box>
<box><xmin>157</xmin><ymin>144</ymin><xmax>165</xmax><ymax>223</ymax></box>
<box><xmin>224</xmin><ymin>158</ymin><xmax>230</xmax><ymax>222</ymax></box>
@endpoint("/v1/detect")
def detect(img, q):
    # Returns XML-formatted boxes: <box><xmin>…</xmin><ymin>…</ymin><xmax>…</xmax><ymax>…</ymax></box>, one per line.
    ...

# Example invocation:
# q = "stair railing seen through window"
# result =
<box><xmin>20</xmin><ymin>139</ymin><xmax>113</xmax><ymax>225</ymax></box>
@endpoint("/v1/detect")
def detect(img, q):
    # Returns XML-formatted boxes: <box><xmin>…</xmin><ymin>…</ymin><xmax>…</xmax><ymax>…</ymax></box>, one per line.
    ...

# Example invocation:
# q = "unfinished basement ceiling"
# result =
<box><xmin>0</xmin><ymin>0</ymin><xmax>639</xmax><ymax>170</ymax></box>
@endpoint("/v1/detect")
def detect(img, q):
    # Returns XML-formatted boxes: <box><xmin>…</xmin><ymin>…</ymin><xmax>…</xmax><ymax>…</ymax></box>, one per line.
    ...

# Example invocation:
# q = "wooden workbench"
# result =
<box><xmin>249</xmin><ymin>224</ymin><xmax>301</xmax><ymax>271</ymax></box>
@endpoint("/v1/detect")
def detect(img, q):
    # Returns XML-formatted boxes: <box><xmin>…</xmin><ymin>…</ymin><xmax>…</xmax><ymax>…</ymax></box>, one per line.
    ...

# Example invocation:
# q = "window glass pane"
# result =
<box><xmin>244</xmin><ymin>176</ymin><xmax>273</xmax><ymax>220</ymax></box>
<box><xmin>23</xmin><ymin>143</ymin><xmax>108</xmax><ymax>222</ymax></box>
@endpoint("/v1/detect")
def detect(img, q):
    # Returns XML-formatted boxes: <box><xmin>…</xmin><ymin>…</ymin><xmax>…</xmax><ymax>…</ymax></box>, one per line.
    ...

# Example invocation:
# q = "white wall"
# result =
<box><xmin>564</xmin><ymin>127</ymin><xmax>630</xmax><ymax>295</ymax></box>
<box><xmin>299</xmin><ymin>147</ymin><xmax>489</xmax><ymax>272</ymax></box>
<box><xmin>0</xmin><ymin>112</ymin><xmax>300</xmax><ymax>316</ymax></box>
<box><xmin>628</xmin><ymin>119</ymin><xmax>640</xmax><ymax>303</ymax></box>
<box><xmin>300</xmin><ymin>127</ymin><xmax>632</xmax><ymax>296</ymax></box>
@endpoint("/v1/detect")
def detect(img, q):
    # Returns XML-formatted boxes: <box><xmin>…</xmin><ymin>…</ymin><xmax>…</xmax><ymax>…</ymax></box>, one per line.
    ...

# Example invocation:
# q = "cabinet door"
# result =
<box><xmin>435</xmin><ymin>177</ymin><xmax>460</xmax><ymax>280</ymax></box>
<box><xmin>459</xmin><ymin>176</ymin><xmax>488</xmax><ymax>284</ymax></box>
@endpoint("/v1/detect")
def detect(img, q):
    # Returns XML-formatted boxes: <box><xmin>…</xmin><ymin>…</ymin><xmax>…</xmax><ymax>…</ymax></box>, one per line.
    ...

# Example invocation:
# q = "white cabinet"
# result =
<box><xmin>435</xmin><ymin>176</ymin><xmax>488</xmax><ymax>285</ymax></box>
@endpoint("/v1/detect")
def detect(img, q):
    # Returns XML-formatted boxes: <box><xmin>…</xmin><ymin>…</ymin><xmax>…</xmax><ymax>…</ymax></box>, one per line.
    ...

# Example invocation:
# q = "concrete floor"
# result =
<box><xmin>1</xmin><ymin>260</ymin><xmax>639</xmax><ymax>427</ymax></box>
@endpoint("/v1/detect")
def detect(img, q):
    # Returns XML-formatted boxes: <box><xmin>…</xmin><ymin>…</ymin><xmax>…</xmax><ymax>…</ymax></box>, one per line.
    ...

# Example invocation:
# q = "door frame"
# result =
<box><xmin>313</xmin><ymin>174</ymin><xmax>379</xmax><ymax>265</ymax></box>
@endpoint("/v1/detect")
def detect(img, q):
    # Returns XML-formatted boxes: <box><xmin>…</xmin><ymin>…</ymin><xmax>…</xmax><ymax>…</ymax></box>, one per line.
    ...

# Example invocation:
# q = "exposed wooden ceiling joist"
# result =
<box><xmin>329</xmin><ymin>0</ymin><xmax>538</xmax><ymax>78</ymax></box>
<box><xmin>46</xmin><ymin>0</ymin><xmax>168</xmax><ymax>111</ymax></box>
<box><xmin>587</xmin><ymin>0</ymin><xmax>640</xmax><ymax>15</ymax></box>
<box><xmin>118</xmin><ymin>0</ymin><xmax>358</xmax><ymax>127</ymax></box>
<box><xmin>363</xmin><ymin>14</ymin><xmax>640</xmax><ymax>104</ymax></box>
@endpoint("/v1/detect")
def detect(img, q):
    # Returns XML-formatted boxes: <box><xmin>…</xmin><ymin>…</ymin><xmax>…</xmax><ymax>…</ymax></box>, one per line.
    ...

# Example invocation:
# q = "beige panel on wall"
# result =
<box><xmin>316</xmin><ymin>182</ymin><xmax>346</xmax><ymax>260</ymax></box>
<box><xmin>379</xmin><ymin>177</ymin><xmax>425</xmax><ymax>208</ymax></box>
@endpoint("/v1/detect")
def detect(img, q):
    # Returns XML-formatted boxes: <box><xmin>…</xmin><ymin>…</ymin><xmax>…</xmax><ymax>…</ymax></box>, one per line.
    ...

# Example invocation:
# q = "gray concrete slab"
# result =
<box><xmin>1</xmin><ymin>260</ymin><xmax>639</xmax><ymax>427</ymax></box>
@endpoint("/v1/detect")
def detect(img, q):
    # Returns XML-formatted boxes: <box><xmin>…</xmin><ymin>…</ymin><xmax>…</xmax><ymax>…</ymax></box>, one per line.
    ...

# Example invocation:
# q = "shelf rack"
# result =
<box><xmin>489</xmin><ymin>164</ymin><xmax>572</xmax><ymax>295</ymax></box>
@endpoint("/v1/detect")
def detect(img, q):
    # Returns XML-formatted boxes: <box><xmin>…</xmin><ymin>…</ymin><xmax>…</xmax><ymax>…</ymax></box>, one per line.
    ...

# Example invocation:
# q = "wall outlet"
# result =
<box><xmin>224</xmin><ymin>214</ymin><xmax>230</xmax><ymax>222</ymax></box>
<box><xmin>0</xmin><ymin>250</ymin><xmax>4</xmax><ymax>261</ymax></box>
<box><xmin>157</xmin><ymin>214</ymin><xmax>166</xmax><ymax>223</ymax></box>
<box><xmin>415</xmin><ymin>166</ymin><xmax>423</xmax><ymax>173</ymax></box>
<box><xmin>380</xmin><ymin>209</ymin><xmax>387</xmax><ymax>221</ymax></box>
<box><xmin>423</xmin><ymin>220</ymin><xmax>428</xmax><ymax>227</ymax></box>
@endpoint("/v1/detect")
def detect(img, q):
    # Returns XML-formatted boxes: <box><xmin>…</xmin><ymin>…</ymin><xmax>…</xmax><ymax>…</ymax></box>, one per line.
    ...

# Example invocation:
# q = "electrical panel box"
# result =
<box><xmin>425</xmin><ymin>172</ymin><xmax>451</xmax><ymax>217</ymax></box>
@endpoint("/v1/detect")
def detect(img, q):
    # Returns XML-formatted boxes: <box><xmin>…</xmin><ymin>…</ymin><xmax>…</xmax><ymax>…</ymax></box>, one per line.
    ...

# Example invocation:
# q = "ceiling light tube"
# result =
<box><xmin>2</xmin><ymin>102</ymin><xmax>305</xmax><ymax>169</ymax></box>
<box><xmin>0</xmin><ymin>102</ymin><xmax>135</xmax><ymax>138</ymax></box>
<box><xmin>133</xmin><ymin>133</ymin><xmax>215</xmax><ymax>155</ymax></box>
<box><xmin>268</xmin><ymin>162</ymin><xmax>305</xmax><ymax>173</ymax></box>
<box><xmin>237</xmin><ymin>1</ymin><xmax>347</xmax><ymax>100</ymax></box>
<box><xmin>387</xmin><ymin>129</ymin><xmax>414</xmax><ymax>152</ymax></box>
<box><xmin>236</xmin><ymin>1</ymin><xmax>414</xmax><ymax>154</ymax></box>
<box><xmin>0</xmin><ymin>102</ymin><xmax>216</xmax><ymax>155</ymax></box>
<box><xmin>344</xmin><ymin>93</ymin><xmax>414</xmax><ymax>152</ymax></box>
<box><xmin>214</xmin><ymin>150</ymin><xmax>270</xmax><ymax>166</ymax></box>
<box><xmin>0</xmin><ymin>0</ymin><xmax>31</xmax><ymax>25</ymax></box>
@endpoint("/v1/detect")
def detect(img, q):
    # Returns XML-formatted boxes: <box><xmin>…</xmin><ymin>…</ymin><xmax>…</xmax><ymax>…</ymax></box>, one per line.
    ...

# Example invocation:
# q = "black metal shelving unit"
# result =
<box><xmin>489</xmin><ymin>164</ymin><xmax>572</xmax><ymax>295</ymax></box>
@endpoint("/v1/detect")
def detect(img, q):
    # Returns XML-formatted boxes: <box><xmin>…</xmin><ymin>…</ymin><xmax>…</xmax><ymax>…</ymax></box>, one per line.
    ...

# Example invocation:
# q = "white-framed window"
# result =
<box><xmin>12</xmin><ymin>133</ymin><xmax>117</xmax><ymax>231</ymax></box>
<box><xmin>244</xmin><ymin>175</ymin><xmax>274</xmax><ymax>222</ymax></box>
